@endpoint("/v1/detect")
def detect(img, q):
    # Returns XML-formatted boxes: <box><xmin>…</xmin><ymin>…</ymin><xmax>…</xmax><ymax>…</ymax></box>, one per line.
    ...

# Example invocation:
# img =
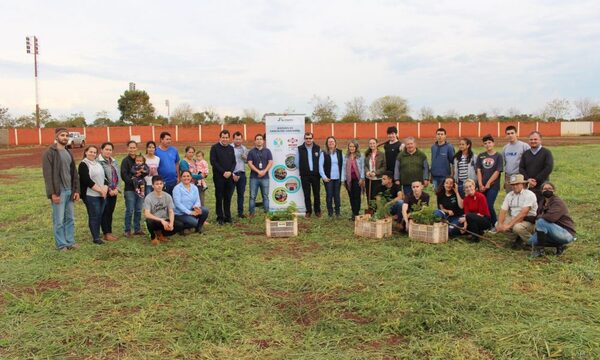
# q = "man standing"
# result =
<box><xmin>42</xmin><ymin>128</ymin><xmax>80</xmax><ymax>251</ymax></box>
<box><xmin>210</xmin><ymin>130</ymin><xmax>236</xmax><ymax>225</ymax></box>
<box><xmin>121</xmin><ymin>140</ymin><xmax>145</xmax><ymax>237</ymax></box>
<box><xmin>502</xmin><ymin>125</ymin><xmax>530</xmax><ymax>192</ymax></box>
<box><xmin>394</xmin><ymin>137</ymin><xmax>429</xmax><ymax>195</ymax></box>
<box><xmin>155</xmin><ymin>132</ymin><xmax>180</xmax><ymax>195</ymax></box>
<box><xmin>296</xmin><ymin>132</ymin><xmax>321</xmax><ymax>217</ymax></box>
<box><xmin>519</xmin><ymin>131</ymin><xmax>553</xmax><ymax>202</ymax></box>
<box><xmin>231</xmin><ymin>131</ymin><xmax>248</xmax><ymax>218</ymax></box>
<box><xmin>430</xmin><ymin>128</ymin><xmax>455</xmax><ymax>189</ymax></box>
<box><xmin>496</xmin><ymin>174</ymin><xmax>538</xmax><ymax>249</ymax></box>
<box><xmin>382</xmin><ymin>126</ymin><xmax>404</xmax><ymax>172</ymax></box>
<box><xmin>247</xmin><ymin>133</ymin><xmax>273</xmax><ymax>216</ymax></box>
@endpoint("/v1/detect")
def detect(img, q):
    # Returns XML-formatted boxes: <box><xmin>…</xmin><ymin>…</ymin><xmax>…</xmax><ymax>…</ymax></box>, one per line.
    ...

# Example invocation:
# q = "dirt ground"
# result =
<box><xmin>1</xmin><ymin>137</ymin><xmax>599</xmax><ymax>171</ymax></box>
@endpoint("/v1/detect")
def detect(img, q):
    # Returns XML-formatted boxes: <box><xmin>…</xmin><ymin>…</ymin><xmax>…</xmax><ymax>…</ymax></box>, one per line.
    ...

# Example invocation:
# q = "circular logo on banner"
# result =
<box><xmin>272</xmin><ymin>187</ymin><xmax>288</xmax><ymax>204</ymax></box>
<box><xmin>284</xmin><ymin>176</ymin><xmax>300</xmax><ymax>193</ymax></box>
<box><xmin>272</xmin><ymin>137</ymin><xmax>284</xmax><ymax>149</ymax></box>
<box><xmin>285</xmin><ymin>154</ymin><xmax>296</xmax><ymax>170</ymax></box>
<box><xmin>272</xmin><ymin>165</ymin><xmax>288</xmax><ymax>182</ymax></box>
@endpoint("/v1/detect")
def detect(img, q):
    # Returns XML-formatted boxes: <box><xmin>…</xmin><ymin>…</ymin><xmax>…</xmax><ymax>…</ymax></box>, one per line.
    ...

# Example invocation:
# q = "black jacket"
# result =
<box><xmin>298</xmin><ymin>143</ymin><xmax>321</xmax><ymax>176</ymax></box>
<box><xmin>42</xmin><ymin>144</ymin><xmax>80</xmax><ymax>199</ymax></box>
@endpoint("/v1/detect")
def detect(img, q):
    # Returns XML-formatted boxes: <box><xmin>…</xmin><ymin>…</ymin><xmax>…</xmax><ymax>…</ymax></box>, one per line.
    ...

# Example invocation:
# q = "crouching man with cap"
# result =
<box><xmin>495</xmin><ymin>174</ymin><xmax>537</xmax><ymax>249</ymax></box>
<box><xmin>42</xmin><ymin>128</ymin><xmax>80</xmax><ymax>251</ymax></box>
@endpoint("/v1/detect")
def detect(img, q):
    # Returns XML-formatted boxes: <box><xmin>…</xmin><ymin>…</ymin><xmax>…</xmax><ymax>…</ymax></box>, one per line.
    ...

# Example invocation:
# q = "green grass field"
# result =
<box><xmin>1</xmin><ymin>145</ymin><xmax>600</xmax><ymax>359</ymax></box>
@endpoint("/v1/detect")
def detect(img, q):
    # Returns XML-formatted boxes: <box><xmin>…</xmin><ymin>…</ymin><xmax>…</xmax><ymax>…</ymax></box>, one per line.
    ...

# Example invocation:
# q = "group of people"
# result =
<box><xmin>43</xmin><ymin>125</ymin><xmax>576</xmax><ymax>256</ymax></box>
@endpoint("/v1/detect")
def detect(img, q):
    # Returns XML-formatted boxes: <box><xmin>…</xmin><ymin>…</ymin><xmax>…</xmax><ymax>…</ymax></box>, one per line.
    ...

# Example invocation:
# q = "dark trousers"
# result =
<box><xmin>145</xmin><ymin>219</ymin><xmax>178</xmax><ymax>240</ymax></box>
<box><xmin>214</xmin><ymin>176</ymin><xmax>235</xmax><ymax>222</ymax></box>
<box><xmin>84</xmin><ymin>195</ymin><xmax>105</xmax><ymax>241</ymax></box>
<box><xmin>301</xmin><ymin>175</ymin><xmax>321</xmax><ymax>215</ymax></box>
<box><xmin>163</xmin><ymin>181</ymin><xmax>177</xmax><ymax>196</ymax></box>
<box><xmin>324</xmin><ymin>179</ymin><xmax>341</xmax><ymax>216</ymax></box>
<box><xmin>234</xmin><ymin>172</ymin><xmax>247</xmax><ymax>216</ymax></box>
<box><xmin>175</xmin><ymin>206</ymin><xmax>209</xmax><ymax>232</ymax></box>
<box><xmin>345</xmin><ymin>179</ymin><xmax>362</xmax><ymax>216</ymax></box>
<box><xmin>466</xmin><ymin>213</ymin><xmax>491</xmax><ymax>235</ymax></box>
<box><xmin>101</xmin><ymin>195</ymin><xmax>117</xmax><ymax>234</ymax></box>
<box><xmin>365</xmin><ymin>179</ymin><xmax>381</xmax><ymax>210</ymax></box>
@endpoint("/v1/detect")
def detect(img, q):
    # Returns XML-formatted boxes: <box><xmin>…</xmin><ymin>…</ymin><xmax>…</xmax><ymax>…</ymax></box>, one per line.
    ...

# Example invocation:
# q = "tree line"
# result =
<box><xmin>1</xmin><ymin>88</ymin><xmax>599</xmax><ymax>128</ymax></box>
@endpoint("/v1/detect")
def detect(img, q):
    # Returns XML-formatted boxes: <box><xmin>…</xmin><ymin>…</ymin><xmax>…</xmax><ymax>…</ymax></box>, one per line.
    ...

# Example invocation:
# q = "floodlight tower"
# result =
<box><xmin>165</xmin><ymin>99</ymin><xmax>170</xmax><ymax>122</ymax></box>
<box><xmin>26</xmin><ymin>36</ymin><xmax>40</xmax><ymax>128</ymax></box>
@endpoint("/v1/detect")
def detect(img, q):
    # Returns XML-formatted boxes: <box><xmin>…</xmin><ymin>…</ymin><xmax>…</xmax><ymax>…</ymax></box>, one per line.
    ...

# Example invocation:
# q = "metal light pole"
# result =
<box><xmin>26</xmin><ymin>36</ymin><xmax>40</xmax><ymax>128</ymax></box>
<box><xmin>165</xmin><ymin>99</ymin><xmax>170</xmax><ymax>122</ymax></box>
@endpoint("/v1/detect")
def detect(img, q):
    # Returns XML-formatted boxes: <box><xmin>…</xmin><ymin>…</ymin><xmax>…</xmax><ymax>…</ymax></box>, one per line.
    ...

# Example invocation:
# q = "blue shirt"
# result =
<box><xmin>319</xmin><ymin>151</ymin><xmax>341</xmax><ymax>180</ymax></box>
<box><xmin>172</xmin><ymin>182</ymin><xmax>201</xmax><ymax>215</ymax></box>
<box><xmin>247</xmin><ymin>147</ymin><xmax>273</xmax><ymax>179</ymax></box>
<box><xmin>294</xmin><ymin>144</ymin><xmax>315</xmax><ymax>172</ymax></box>
<box><xmin>155</xmin><ymin>146</ymin><xmax>180</xmax><ymax>185</ymax></box>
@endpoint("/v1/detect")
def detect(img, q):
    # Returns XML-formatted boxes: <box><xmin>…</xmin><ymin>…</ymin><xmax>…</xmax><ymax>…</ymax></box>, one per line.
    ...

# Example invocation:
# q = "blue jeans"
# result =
<box><xmin>389</xmin><ymin>200</ymin><xmax>404</xmax><ymax>224</ymax></box>
<box><xmin>528</xmin><ymin>218</ymin><xmax>575</xmax><ymax>246</ymax></box>
<box><xmin>163</xmin><ymin>181</ymin><xmax>176</xmax><ymax>196</ymax></box>
<box><xmin>234</xmin><ymin>172</ymin><xmax>247</xmax><ymax>216</ymax></box>
<box><xmin>249</xmin><ymin>177</ymin><xmax>269</xmax><ymax>215</ymax></box>
<box><xmin>51</xmin><ymin>189</ymin><xmax>75</xmax><ymax>249</ymax></box>
<box><xmin>124</xmin><ymin>190</ymin><xmax>144</xmax><ymax>233</ymax></box>
<box><xmin>402</xmin><ymin>184</ymin><xmax>412</xmax><ymax>196</ymax></box>
<box><xmin>432</xmin><ymin>176</ymin><xmax>446</xmax><ymax>191</ymax></box>
<box><xmin>144</xmin><ymin>184</ymin><xmax>153</xmax><ymax>197</ymax></box>
<box><xmin>434</xmin><ymin>209</ymin><xmax>462</xmax><ymax>236</ymax></box>
<box><xmin>175</xmin><ymin>206</ymin><xmax>209</xmax><ymax>231</ymax></box>
<box><xmin>84</xmin><ymin>195</ymin><xmax>105</xmax><ymax>242</ymax></box>
<box><xmin>324</xmin><ymin>179</ymin><xmax>341</xmax><ymax>216</ymax></box>
<box><xmin>456</xmin><ymin>180</ymin><xmax>466</xmax><ymax>198</ymax></box>
<box><xmin>483</xmin><ymin>187</ymin><xmax>499</xmax><ymax>225</ymax></box>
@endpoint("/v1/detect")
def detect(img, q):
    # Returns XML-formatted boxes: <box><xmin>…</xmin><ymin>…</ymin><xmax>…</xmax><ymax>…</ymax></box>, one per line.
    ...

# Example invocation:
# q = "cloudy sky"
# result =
<box><xmin>1</xmin><ymin>0</ymin><xmax>599</xmax><ymax>121</ymax></box>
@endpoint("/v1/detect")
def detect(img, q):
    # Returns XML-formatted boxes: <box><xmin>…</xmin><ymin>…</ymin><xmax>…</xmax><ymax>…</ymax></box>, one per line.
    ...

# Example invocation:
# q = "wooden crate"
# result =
<box><xmin>354</xmin><ymin>214</ymin><xmax>393</xmax><ymax>239</ymax></box>
<box><xmin>265</xmin><ymin>217</ymin><xmax>298</xmax><ymax>237</ymax></box>
<box><xmin>408</xmin><ymin>220</ymin><xmax>448</xmax><ymax>244</ymax></box>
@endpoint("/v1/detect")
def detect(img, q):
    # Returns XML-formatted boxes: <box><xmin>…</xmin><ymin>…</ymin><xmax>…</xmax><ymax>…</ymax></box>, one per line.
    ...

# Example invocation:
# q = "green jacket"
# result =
<box><xmin>394</xmin><ymin>149</ymin><xmax>429</xmax><ymax>185</ymax></box>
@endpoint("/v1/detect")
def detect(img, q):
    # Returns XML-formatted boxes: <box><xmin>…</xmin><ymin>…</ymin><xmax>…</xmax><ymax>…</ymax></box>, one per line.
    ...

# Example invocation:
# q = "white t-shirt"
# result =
<box><xmin>501</xmin><ymin>189</ymin><xmax>538</xmax><ymax>217</ymax></box>
<box><xmin>144</xmin><ymin>155</ymin><xmax>161</xmax><ymax>186</ymax></box>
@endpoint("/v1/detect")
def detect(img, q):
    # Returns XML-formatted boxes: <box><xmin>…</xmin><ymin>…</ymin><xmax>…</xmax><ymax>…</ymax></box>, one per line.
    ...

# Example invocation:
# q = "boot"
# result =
<box><xmin>530</xmin><ymin>231</ymin><xmax>546</xmax><ymax>258</ymax></box>
<box><xmin>555</xmin><ymin>245</ymin><xmax>567</xmax><ymax>256</ymax></box>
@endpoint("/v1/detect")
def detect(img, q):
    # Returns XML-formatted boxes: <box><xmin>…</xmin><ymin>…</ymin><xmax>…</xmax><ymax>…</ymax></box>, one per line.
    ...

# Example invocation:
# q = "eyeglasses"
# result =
<box><xmin>304</xmin><ymin>137</ymin><xmax>313</xmax><ymax>140</ymax></box>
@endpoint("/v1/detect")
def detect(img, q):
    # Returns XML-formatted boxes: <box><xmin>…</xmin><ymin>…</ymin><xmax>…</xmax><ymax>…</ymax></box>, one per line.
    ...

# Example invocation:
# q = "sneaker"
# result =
<box><xmin>123</xmin><ymin>231</ymin><xmax>132</xmax><ymax>238</ymax></box>
<box><xmin>59</xmin><ymin>247</ymin><xmax>69</xmax><ymax>252</ymax></box>
<box><xmin>68</xmin><ymin>243</ymin><xmax>81</xmax><ymax>249</ymax></box>
<box><xmin>133</xmin><ymin>230</ymin><xmax>145</xmax><ymax>236</ymax></box>
<box><xmin>530</xmin><ymin>247</ymin><xmax>545</xmax><ymax>258</ymax></box>
<box><xmin>555</xmin><ymin>245</ymin><xmax>567</xmax><ymax>256</ymax></box>
<box><xmin>487</xmin><ymin>228</ymin><xmax>497</xmax><ymax>234</ymax></box>
<box><xmin>93</xmin><ymin>239</ymin><xmax>105</xmax><ymax>245</ymax></box>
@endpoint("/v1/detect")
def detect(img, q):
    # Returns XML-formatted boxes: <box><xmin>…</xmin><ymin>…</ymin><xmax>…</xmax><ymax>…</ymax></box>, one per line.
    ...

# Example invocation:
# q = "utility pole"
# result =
<box><xmin>165</xmin><ymin>99</ymin><xmax>170</xmax><ymax>123</ymax></box>
<box><xmin>26</xmin><ymin>36</ymin><xmax>40</xmax><ymax>128</ymax></box>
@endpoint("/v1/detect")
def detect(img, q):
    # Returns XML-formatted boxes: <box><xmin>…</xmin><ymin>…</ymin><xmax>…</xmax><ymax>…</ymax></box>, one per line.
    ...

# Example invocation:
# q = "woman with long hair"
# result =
<box><xmin>452</xmin><ymin>137</ymin><xmax>477</xmax><ymax>197</ymax></box>
<box><xmin>78</xmin><ymin>145</ymin><xmax>108</xmax><ymax>245</ymax></box>
<box><xmin>318</xmin><ymin>136</ymin><xmax>343</xmax><ymax>217</ymax></box>
<box><xmin>341</xmin><ymin>139</ymin><xmax>365</xmax><ymax>220</ymax></box>
<box><xmin>434</xmin><ymin>176</ymin><xmax>464</xmax><ymax>236</ymax></box>
<box><xmin>144</xmin><ymin>141</ymin><xmax>160</xmax><ymax>196</ymax></box>
<box><xmin>172</xmin><ymin>170</ymin><xmax>209</xmax><ymax>234</ymax></box>
<box><xmin>364</xmin><ymin>138</ymin><xmax>386</xmax><ymax>211</ymax></box>
<box><xmin>97</xmin><ymin>142</ymin><xmax>120</xmax><ymax>241</ymax></box>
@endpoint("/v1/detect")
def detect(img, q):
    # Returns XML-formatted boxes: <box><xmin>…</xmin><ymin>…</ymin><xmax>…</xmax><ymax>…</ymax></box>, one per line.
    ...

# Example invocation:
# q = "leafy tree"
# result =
<box><xmin>418</xmin><ymin>106</ymin><xmax>435</xmax><ymax>121</ymax></box>
<box><xmin>117</xmin><ymin>89</ymin><xmax>156</xmax><ymax>125</ymax></box>
<box><xmin>310</xmin><ymin>95</ymin><xmax>337</xmax><ymax>123</ymax></box>
<box><xmin>192</xmin><ymin>112</ymin><xmax>206</xmax><ymax>124</ymax></box>
<box><xmin>242</xmin><ymin>108</ymin><xmax>261</xmax><ymax>123</ymax></box>
<box><xmin>540</xmin><ymin>98</ymin><xmax>570</xmax><ymax>121</ymax></box>
<box><xmin>223</xmin><ymin>116</ymin><xmax>243</xmax><ymax>124</ymax></box>
<box><xmin>202</xmin><ymin>106</ymin><xmax>221</xmax><ymax>123</ymax></box>
<box><xmin>341</xmin><ymin>97</ymin><xmax>368</xmax><ymax>122</ymax></box>
<box><xmin>93</xmin><ymin>110</ymin><xmax>114</xmax><ymax>126</ymax></box>
<box><xmin>0</xmin><ymin>107</ymin><xmax>15</xmax><ymax>128</ymax></box>
<box><xmin>14</xmin><ymin>115</ymin><xmax>36</xmax><ymax>128</ymax></box>
<box><xmin>170</xmin><ymin>103</ymin><xmax>195</xmax><ymax>125</ymax></box>
<box><xmin>370</xmin><ymin>96</ymin><xmax>409</xmax><ymax>121</ymax></box>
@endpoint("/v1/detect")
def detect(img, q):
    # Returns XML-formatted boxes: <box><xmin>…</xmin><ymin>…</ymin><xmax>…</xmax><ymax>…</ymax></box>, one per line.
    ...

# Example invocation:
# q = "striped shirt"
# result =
<box><xmin>457</xmin><ymin>154</ymin><xmax>469</xmax><ymax>181</ymax></box>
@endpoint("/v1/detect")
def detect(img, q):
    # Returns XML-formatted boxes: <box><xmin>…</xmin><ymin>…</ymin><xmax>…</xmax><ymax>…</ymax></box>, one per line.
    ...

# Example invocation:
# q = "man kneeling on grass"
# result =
<box><xmin>401</xmin><ymin>180</ymin><xmax>430</xmax><ymax>232</ymax></box>
<box><xmin>144</xmin><ymin>175</ymin><xmax>176</xmax><ymax>245</ymax></box>
<box><xmin>495</xmin><ymin>174</ymin><xmax>537</xmax><ymax>249</ymax></box>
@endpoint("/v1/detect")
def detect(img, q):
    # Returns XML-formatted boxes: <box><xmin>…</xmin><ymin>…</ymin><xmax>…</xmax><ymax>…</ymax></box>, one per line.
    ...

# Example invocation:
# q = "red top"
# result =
<box><xmin>463</xmin><ymin>191</ymin><xmax>490</xmax><ymax>217</ymax></box>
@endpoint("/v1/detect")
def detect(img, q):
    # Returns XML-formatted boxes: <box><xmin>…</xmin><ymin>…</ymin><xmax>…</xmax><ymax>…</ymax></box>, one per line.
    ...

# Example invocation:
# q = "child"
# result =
<box><xmin>131</xmin><ymin>154</ymin><xmax>149</xmax><ymax>198</ymax></box>
<box><xmin>195</xmin><ymin>150</ymin><xmax>209</xmax><ymax>206</ymax></box>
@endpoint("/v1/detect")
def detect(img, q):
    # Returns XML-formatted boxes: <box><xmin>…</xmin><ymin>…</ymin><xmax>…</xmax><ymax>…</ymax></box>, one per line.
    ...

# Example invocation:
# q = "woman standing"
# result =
<box><xmin>98</xmin><ymin>142</ymin><xmax>120</xmax><ymax>241</ymax></box>
<box><xmin>452</xmin><ymin>137</ymin><xmax>477</xmax><ymax>197</ymax></box>
<box><xmin>78</xmin><ymin>145</ymin><xmax>108</xmax><ymax>245</ymax></box>
<box><xmin>364</xmin><ymin>138</ymin><xmax>386</xmax><ymax>211</ymax></box>
<box><xmin>144</xmin><ymin>141</ymin><xmax>160</xmax><ymax>196</ymax></box>
<box><xmin>341</xmin><ymin>139</ymin><xmax>365</xmax><ymax>220</ymax></box>
<box><xmin>179</xmin><ymin>146</ymin><xmax>204</xmax><ymax>191</ymax></box>
<box><xmin>434</xmin><ymin>177</ymin><xmax>464</xmax><ymax>236</ymax></box>
<box><xmin>319</xmin><ymin>136</ymin><xmax>343</xmax><ymax>218</ymax></box>
<box><xmin>529</xmin><ymin>182</ymin><xmax>576</xmax><ymax>257</ymax></box>
<box><xmin>459</xmin><ymin>179</ymin><xmax>492</xmax><ymax>242</ymax></box>
<box><xmin>173</xmin><ymin>171</ymin><xmax>209</xmax><ymax>234</ymax></box>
